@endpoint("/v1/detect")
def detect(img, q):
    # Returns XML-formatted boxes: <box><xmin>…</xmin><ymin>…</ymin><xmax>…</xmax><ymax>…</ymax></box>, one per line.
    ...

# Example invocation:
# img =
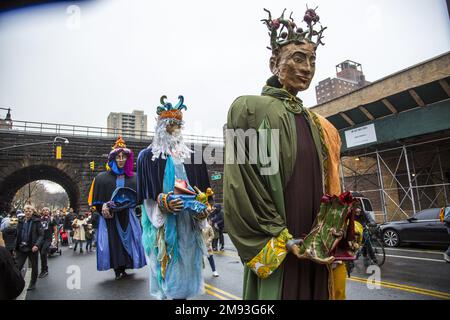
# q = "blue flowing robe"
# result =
<box><xmin>90</xmin><ymin>171</ymin><xmax>147</xmax><ymax>271</ymax></box>
<box><xmin>137</xmin><ymin>149</ymin><xmax>210</xmax><ymax>300</ymax></box>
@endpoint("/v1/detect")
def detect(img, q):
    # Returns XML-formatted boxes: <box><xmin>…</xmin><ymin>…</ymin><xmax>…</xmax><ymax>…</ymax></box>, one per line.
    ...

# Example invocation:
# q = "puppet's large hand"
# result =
<box><xmin>286</xmin><ymin>239</ymin><xmax>304</xmax><ymax>258</ymax></box>
<box><xmin>167</xmin><ymin>191</ymin><xmax>184</xmax><ymax>213</ymax></box>
<box><xmin>102</xmin><ymin>203</ymin><xmax>113</xmax><ymax>219</ymax></box>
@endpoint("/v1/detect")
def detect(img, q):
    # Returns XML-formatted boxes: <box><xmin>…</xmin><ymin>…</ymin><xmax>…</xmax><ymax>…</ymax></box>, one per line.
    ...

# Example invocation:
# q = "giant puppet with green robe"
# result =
<box><xmin>224</xmin><ymin>7</ymin><xmax>354</xmax><ymax>300</ymax></box>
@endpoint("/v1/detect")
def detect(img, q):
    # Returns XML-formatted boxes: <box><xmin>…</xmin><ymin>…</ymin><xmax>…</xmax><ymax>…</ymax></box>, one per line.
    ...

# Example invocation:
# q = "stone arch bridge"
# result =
<box><xmin>0</xmin><ymin>123</ymin><xmax>224</xmax><ymax>213</ymax></box>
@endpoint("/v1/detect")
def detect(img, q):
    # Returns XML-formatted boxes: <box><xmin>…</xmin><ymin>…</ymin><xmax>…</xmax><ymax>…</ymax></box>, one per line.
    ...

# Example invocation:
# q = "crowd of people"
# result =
<box><xmin>0</xmin><ymin>200</ymin><xmax>226</xmax><ymax>300</ymax></box>
<box><xmin>0</xmin><ymin>204</ymin><xmax>104</xmax><ymax>298</ymax></box>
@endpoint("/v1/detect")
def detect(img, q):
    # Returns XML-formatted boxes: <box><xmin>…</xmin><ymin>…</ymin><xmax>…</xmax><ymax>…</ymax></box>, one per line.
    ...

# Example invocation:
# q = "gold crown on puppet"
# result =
<box><xmin>262</xmin><ymin>5</ymin><xmax>327</xmax><ymax>52</ymax></box>
<box><xmin>156</xmin><ymin>95</ymin><xmax>187</xmax><ymax>122</ymax></box>
<box><xmin>112</xmin><ymin>136</ymin><xmax>127</xmax><ymax>150</ymax></box>
<box><xmin>108</xmin><ymin>135</ymin><xmax>132</xmax><ymax>161</ymax></box>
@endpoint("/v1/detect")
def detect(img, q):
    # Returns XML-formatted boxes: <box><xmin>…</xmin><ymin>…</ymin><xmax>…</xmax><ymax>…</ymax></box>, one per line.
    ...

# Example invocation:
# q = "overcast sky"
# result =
<box><xmin>0</xmin><ymin>0</ymin><xmax>449</xmax><ymax>141</ymax></box>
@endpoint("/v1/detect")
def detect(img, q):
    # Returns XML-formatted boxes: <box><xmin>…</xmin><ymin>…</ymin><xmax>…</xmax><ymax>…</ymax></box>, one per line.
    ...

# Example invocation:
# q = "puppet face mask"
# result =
<box><xmin>166</xmin><ymin>122</ymin><xmax>182</xmax><ymax>136</ymax></box>
<box><xmin>270</xmin><ymin>41</ymin><xmax>316</xmax><ymax>93</ymax></box>
<box><xmin>115</xmin><ymin>151</ymin><xmax>128</xmax><ymax>169</ymax></box>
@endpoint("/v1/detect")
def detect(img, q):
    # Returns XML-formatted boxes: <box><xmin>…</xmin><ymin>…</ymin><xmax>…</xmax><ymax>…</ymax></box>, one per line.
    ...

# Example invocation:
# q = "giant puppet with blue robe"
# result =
<box><xmin>137</xmin><ymin>95</ymin><xmax>213</xmax><ymax>300</ymax></box>
<box><xmin>88</xmin><ymin>137</ymin><xmax>146</xmax><ymax>280</ymax></box>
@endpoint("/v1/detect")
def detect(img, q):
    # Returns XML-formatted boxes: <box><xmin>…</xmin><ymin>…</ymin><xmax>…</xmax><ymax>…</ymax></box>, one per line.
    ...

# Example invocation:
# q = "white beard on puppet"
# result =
<box><xmin>149</xmin><ymin>118</ymin><xmax>193</xmax><ymax>161</ymax></box>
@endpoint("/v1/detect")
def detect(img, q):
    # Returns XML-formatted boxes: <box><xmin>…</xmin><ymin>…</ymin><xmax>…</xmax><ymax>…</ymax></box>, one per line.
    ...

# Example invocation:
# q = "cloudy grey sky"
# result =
<box><xmin>0</xmin><ymin>0</ymin><xmax>449</xmax><ymax>139</ymax></box>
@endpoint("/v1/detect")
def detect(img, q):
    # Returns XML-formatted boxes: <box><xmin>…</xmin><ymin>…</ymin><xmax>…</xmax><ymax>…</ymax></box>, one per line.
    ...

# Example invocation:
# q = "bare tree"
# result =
<box><xmin>12</xmin><ymin>181</ymin><xmax>68</xmax><ymax>211</ymax></box>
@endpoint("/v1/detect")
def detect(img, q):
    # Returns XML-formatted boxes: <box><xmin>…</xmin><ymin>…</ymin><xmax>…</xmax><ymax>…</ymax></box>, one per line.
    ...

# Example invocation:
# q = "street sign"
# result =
<box><xmin>345</xmin><ymin>123</ymin><xmax>377</xmax><ymax>148</ymax></box>
<box><xmin>211</xmin><ymin>173</ymin><xmax>222</xmax><ymax>181</ymax></box>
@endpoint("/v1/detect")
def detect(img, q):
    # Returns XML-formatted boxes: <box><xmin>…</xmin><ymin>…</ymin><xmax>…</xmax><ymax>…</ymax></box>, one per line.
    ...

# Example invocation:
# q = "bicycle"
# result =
<box><xmin>346</xmin><ymin>224</ymin><xmax>386</xmax><ymax>275</ymax></box>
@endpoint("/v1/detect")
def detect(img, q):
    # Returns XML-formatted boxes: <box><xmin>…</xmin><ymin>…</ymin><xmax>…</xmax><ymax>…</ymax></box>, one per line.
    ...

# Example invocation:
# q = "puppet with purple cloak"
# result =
<box><xmin>88</xmin><ymin>136</ymin><xmax>146</xmax><ymax>280</ymax></box>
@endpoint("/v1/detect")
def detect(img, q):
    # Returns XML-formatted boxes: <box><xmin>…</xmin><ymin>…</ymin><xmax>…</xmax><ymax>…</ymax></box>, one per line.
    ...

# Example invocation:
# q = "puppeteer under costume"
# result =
<box><xmin>224</xmin><ymin>7</ymin><xmax>352</xmax><ymax>300</ymax></box>
<box><xmin>88</xmin><ymin>137</ymin><xmax>146</xmax><ymax>279</ymax></box>
<box><xmin>137</xmin><ymin>95</ymin><xmax>211</xmax><ymax>299</ymax></box>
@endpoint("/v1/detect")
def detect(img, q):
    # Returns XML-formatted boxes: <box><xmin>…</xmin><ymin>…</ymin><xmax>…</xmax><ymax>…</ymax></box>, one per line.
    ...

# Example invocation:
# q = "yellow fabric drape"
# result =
<box><xmin>87</xmin><ymin>178</ymin><xmax>95</xmax><ymax>207</ymax></box>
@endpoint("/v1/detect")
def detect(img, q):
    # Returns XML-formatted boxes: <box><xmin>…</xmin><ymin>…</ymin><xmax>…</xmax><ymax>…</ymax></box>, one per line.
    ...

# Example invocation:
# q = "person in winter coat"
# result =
<box><xmin>2</xmin><ymin>216</ymin><xmax>18</xmax><ymax>256</ymax></box>
<box><xmin>72</xmin><ymin>214</ymin><xmax>87</xmax><ymax>254</ymax></box>
<box><xmin>89</xmin><ymin>206</ymin><xmax>100</xmax><ymax>249</ymax></box>
<box><xmin>63</xmin><ymin>209</ymin><xmax>76</xmax><ymax>248</ymax></box>
<box><xmin>202</xmin><ymin>220</ymin><xmax>219</xmax><ymax>277</ymax></box>
<box><xmin>210</xmin><ymin>204</ymin><xmax>225</xmax><ymax>251</ymax></box>
<box><xmin>15</xmin><ymin>204</ymin><xmax>44</xmax><ymax>291</ymax></box>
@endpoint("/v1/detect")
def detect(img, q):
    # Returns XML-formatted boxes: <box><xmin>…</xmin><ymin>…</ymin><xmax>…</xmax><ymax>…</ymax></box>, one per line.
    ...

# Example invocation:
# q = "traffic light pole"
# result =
<box><xmin>0</xmin><ymin>136</ymin><xmax>69</xmax><ymax>151</ymax></box>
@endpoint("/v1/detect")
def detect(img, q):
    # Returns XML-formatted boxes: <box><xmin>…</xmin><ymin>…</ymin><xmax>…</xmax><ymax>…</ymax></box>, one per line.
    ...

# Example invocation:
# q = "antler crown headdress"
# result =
<box><xmin>156</xmin><ymin>95</ymin><xmax>187</xmax><ymax>122</ymax></box>
<box><xmin>262</xmin><ymin>5</ymin><xmax>327</xmax><ymax>52</ymax></box>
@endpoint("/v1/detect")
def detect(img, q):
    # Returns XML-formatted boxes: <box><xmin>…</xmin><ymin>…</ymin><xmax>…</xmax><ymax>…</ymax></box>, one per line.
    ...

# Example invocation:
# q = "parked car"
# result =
<box><xmin>351</xmin><ymin>191</ymin><xmax>376</xmax><ymax>222</ymax></box>
<box><xmin>380</xmin><ymin>207</ymin><xmax>450</xmax><ymax>247</ymax></box>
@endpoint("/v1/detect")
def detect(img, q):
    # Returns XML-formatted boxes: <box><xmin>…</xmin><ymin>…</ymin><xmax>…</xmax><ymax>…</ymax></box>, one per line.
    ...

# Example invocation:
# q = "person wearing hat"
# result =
<box><xmin>137</xmin><ymin>95</ymin><xmax>214</xmax><ymax>300</ymax></box>
<box><xmin>88</xmin><ymin>136</ymin><xmax>146</xmax><ymax>280</ymax></box>
<box><xmin>16</xmin><ymin>210</ymin><xmax>25</xmax><ymax>223</ymax></box>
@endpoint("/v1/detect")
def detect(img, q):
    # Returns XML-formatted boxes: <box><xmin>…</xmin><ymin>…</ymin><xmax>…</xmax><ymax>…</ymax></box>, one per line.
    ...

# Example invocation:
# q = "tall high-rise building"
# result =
<box><xmin>107</xmin><ymin>110</ymin><xmax>147</xmax><ymax>139</ymax></box>
<box><xmin>315</xmin><ymin>60</ymin><xmax>371</xmax><ymax>104</ymax></box>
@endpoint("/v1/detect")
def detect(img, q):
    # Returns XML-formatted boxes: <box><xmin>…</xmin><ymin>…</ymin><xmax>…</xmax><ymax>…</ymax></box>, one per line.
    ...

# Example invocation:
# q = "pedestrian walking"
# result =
<box><xmin>202</xmin><ymin>220</ymin><xmax>219</xmax><ymax>277</ymax></box>
<box><xmin>2</xmin><ymin>215</ymin><xmax>18</xmax><ymax>257</ymax></box>
<box><xmin>88</xmin><ymin>206</ymin><xmax>99</xmax><ymax>250</ymax></box>
<box><xmin>63</xmin><ymin>209</ymin><xmax>76</xmax><ymax>248</ymax></box>
<box><xmin>15</xmin><ymin>204</ymin><xmax>44</xmax><ymax>291</ymax></box>
<box><xmin>85</xmin><ymin>223</ymin><xmax>94</xmax><ymax>252</ymax></box>
<box><xmin>72</xmin><ymin>214</ymin><xmax>87</xmax><ymax>253</ymax></box>
<box><xmin>38</xmin><ymin>207</ymin><xmax>58</xmax><ymax>278</ymax></box>
<box><xmin>210</xmin><ymin>204</ymin><xmax>225</xmax><ymax>251</ymax></box>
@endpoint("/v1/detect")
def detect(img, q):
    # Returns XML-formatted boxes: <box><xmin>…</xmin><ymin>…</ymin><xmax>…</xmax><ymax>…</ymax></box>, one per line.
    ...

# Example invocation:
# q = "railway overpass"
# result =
<box><xmin>0</xmin><ymin>121</ymin><xmax>224</xmax><ymax>213</ymax></box>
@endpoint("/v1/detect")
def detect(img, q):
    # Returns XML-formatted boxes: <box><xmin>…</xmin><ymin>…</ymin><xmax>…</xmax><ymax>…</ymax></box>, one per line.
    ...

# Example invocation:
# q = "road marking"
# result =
<box><xmin>205</xmin><ymin>283</ymin><xmax>241</xmax><ymax>300</ymax></box>
<box><xmin>384</xmin><ymin>248</ymin><xmax>444</xmax><ymax>255</ymax></box>
<box><xmin>217</xmin><ymin>249</ymin><xmax>445</xmax><ymax>264</ymax></box>
<box><xmin>349</xmin><ymin>276</ymin><xmax>450</xmax><ymax>300</ymax></box>
<box><xmin>214</xmin><ymin>250</ymin><xmax>240</xmax><ymax>259</ymax></box>
<box><xmin>205</xmin><ymin>288</ymin><xmax>229</xmax><ymax>300</ymax></box>
<box><xmin>350</xmin><ymin>276</ymin><xmax>450</xmax><ymax>298</ymax></box>
<box><xmin>213</xmin><ymin>250</ymin><xmax>450</xmax><ymax>299</ymax></box>
<box><xmin>379</xmin><ymin>253</ymin><xmax>445</xmax><ymax>263</ymax></box>
<box><xmin>16</xmin><ymin>267</ymin><xmax>31</xmax><ymax>300</ymax></box>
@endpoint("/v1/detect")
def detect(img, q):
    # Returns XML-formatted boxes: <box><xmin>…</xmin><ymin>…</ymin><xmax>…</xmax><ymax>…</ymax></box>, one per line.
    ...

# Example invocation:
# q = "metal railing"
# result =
<box><xmin>0</xmin><ymin>119</ymin><xmax>224</xmax><ymax>145</ymax></box>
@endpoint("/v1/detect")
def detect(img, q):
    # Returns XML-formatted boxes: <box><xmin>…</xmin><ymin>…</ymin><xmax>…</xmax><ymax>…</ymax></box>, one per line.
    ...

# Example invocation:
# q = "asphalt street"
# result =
<box><xmin>23</xmin><ymin>235</ymin><xmax>450</xmax><ymax>300</ymax></box>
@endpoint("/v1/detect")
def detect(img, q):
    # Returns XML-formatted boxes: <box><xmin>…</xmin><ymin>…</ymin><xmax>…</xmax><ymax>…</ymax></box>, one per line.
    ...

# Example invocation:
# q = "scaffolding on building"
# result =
<box><xmin>340</xmin><ymin>136</ymin><xmax>450</xmax><ymax>223</ymax></box>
